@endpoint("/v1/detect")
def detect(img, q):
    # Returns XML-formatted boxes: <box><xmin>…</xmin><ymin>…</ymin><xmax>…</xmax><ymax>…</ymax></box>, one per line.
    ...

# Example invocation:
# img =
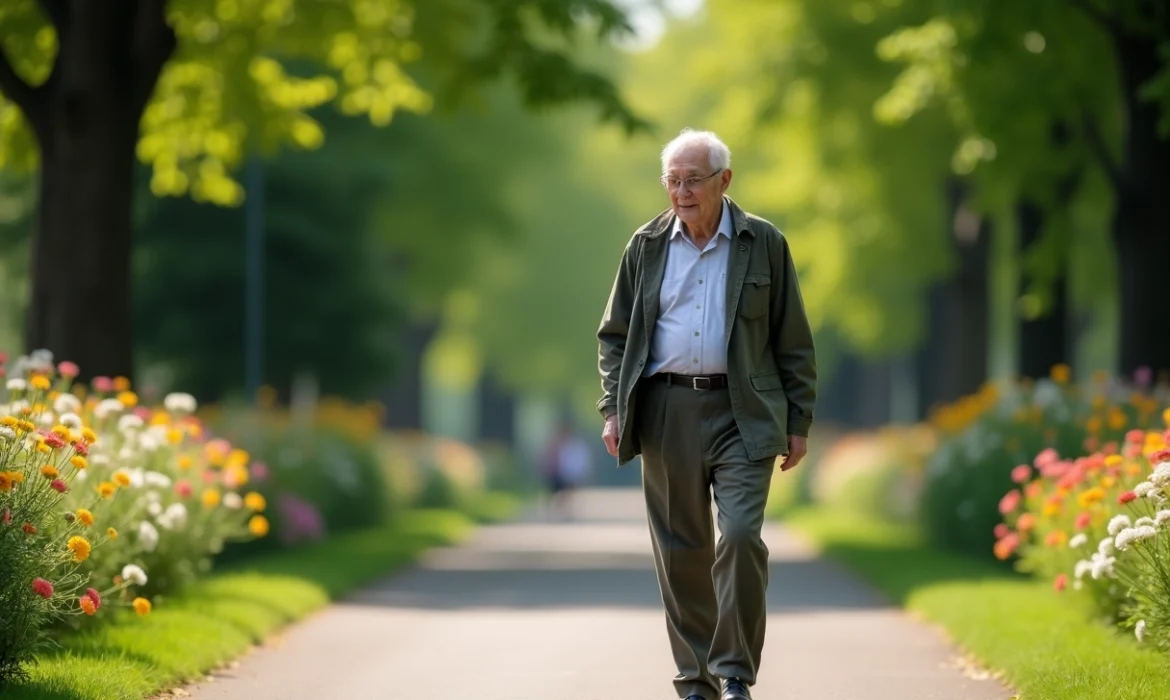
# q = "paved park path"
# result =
<box><xmin>176</xmin><ymin>488</ymin><xmax>1012</xmax><ymax>700</ymax></box>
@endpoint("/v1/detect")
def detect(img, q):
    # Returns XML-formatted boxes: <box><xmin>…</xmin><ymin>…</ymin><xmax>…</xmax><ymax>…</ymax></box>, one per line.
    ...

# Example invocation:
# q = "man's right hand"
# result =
<box><xmin>602</xmin><ymin>415</ymin><xmax>619</xmax><ymax>457</ymax></box>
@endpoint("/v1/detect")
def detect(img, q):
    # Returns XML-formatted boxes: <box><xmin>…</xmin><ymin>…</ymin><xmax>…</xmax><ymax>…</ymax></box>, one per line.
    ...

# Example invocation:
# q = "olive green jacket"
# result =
<box><xmin>596</xmin><ymin>197</ymin><xmax>817</xmax><ymax>466</ymax></box>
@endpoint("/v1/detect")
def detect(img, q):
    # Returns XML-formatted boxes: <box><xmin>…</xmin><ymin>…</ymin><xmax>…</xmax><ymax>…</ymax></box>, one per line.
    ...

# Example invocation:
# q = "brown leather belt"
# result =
<box><xmin>653</xmin><ymin>372</ymin><xmax>729</xmax><ymax>390</ymax></box>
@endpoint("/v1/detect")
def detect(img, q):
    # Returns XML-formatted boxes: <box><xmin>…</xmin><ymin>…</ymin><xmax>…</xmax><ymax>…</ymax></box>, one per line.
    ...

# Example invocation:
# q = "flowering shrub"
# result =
<box><xmin>0</xmin><ymin>350</ymin><xmax>268</xmax><ymax>684</ymax></box>
<box><xmin>920</xmin><ymin>366</ymin><xmax>1168</xmax><ymax>558</ymax></box>
<box><xmin>996</xmin><ymin>414</ymin><xmax>1170</xmax><ymax>653</ymax></box>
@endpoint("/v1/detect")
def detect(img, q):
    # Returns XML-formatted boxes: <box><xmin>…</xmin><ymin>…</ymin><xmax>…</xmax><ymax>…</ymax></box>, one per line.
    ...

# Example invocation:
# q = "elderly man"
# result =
<box><xmin>596</xmin><ymin>129</ymin><xmax>817</xmax><ymax>700</ymax></box>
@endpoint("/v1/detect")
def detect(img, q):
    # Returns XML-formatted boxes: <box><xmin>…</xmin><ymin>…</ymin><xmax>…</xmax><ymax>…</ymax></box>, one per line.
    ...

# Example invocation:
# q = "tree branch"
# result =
<box><xmin>1081</xmin><ymin>110</ymin><xmax>1124</xmax><ymax>193</ymax></box>
<box><xmin>131</xmin><ymin>0</ymin><xmax>176</xmax><ymax>111</ymax></box>
<box><xmin>0</xmin><ymin>43</ymin><xmax>45</xmax><ymax>123</ymax></box>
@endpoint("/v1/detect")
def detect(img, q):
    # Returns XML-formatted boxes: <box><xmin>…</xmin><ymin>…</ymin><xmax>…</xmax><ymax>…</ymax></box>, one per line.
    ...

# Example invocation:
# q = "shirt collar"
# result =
<box><xmin>671</xmin><ymin>200</ymin><xmax>732</xmax><ymax>241</ymax></box>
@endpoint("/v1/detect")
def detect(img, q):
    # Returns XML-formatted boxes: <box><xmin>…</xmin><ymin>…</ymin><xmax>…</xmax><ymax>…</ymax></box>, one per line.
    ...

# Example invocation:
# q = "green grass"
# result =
<box><xmin>781</xmin><ymin>507</ymin><xmax>1170</xmax><ymax>700</ymax></box>
<box><xmin>4</xmin><ymin>507</ymin><xmax>482</xmax><ymax>700</ymax></box>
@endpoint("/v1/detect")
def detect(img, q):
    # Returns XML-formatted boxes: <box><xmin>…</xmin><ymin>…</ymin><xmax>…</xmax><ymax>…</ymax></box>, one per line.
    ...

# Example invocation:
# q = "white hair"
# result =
<box><xmin>660</xmin><ymin>128</ymin><xmax>731</xmax><ymax>174</ymax></box>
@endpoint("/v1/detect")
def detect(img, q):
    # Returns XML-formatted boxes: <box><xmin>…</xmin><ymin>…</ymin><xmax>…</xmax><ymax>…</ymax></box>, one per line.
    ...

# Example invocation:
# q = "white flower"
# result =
<box><xmin>1115</xmin><ymin>525</ymin><xmax>1158</xmax><ymax>551</ymax></box>
<box><xmin>54</xmin><ymin>394</ymin><xmax>82</xmax><ymax>415</ymax></box>
<box><xmin>38</xmin><ymin>412</ymin><xmax>56</xmax><ymax>427</ymax></box>
<box><xmin>163</xmin><ymin>392</ymin><xmax>197</xmax><ymax>414</ymax></box>
<box><xmin>157</xmin><ymin>503</ymin><xmax>187</xmax><ymax>530</ymax></box>
<box><xmin>223</xmin><ymin>492</ymin><xmax>243</xmax><ymax>509</ymax></box>
<box><xmin>0</xmin><ymin>426</ymin><xmax>15</xmax><ymax>441</ymax></box>
<box><xmin>94</xmin><ymin>399</ymin><xmax>125</xmax><ymax>420</ymax></box>
<box><xmin>147</xmin><ymin>501</ymin><xmax>163</xmax><ymax>517</ymax></box>
<box><xmin>8</xmin><ymin>399</ymin><xmax>28</xmax><ymax>415</ymax></box>
<box><xmin>1090</xmin><ymin>553</ymin><xmax>1116</xmax><ymax>579</ymax></box>
<box><xmin>138</xmin><ymin>433</ymin><xmax>160</xmax><ymax>452</ymax></box>
<box><xmin>137</xmin><ymin>521</ymin><xmax>159</xmax><ymax>552</ymax></box>
<box><xmin>1108</xmin><ymin>515</ymin><xmax>1132</xmax><ymax>535</ymax></box>
<box><xmin>144</xmin><ymin>471</ymin><xmax>171</xmax><ymax>488</ymax></box>
<box><xmin>1136</xmin><ymin>620</ymin><xmax>1146</xmax><ymax>643</ymax></box>
<box><xmin>118</xmin><ymin>414</ymin><xmax>144</xmax><ymax>433</ymax></box>
<box><xmin>58</xmin><ymin>411</ymin><xmax>83</xmax><ymax>429</ymax></box>
<box><xmin>1074</xmin><ymin>559</ymin><xmax>1093</xmax><ymax>580</ymax></box>
<box><xmin>1155</xmin><ymin>510</ymin><xmax>1170</xmax><ymax>527</ymax></box>
<box><xmin>1098</xmin><ymin>537</ymin><xmax>1115</xmax><ymax>556</ymax></box>
<box><xmin>121</xmin><ymin>564</ymin><xmax>148</xmax><ymax>586</ymax></box>
<box><xmin>1069</xmin><ymin>533</ymin><xmax>1088</xmax><ymax>549</ymax></box>
<box><xmin>1135</xmin><ymin>516</ymin><xmax>1156</xmax><ymax>528</ymax></box>
<box><xmin>1151</xmin><ymin>463</ymin><xmax>1170</xmax><ymax>486</ymax></box>
<box><xmin>6</xmin><ymin>378</ymin><xmax>27</xmax><ymax>391</ymax></box>
<box><xmin>1135</xmin><ymin>481</ymin><xmax>1155</xmax><ymax>498</ymax></box>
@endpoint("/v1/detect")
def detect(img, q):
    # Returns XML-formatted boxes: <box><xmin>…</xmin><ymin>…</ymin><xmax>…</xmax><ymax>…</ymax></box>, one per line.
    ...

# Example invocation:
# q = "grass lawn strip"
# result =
<box><xmin>7</xmin><ymin>494</ymin><xmax>522</xmax><ymax>700</ymax></box>
<box><xmin>781</xmin><ymin>507</ymin><xmax>1170</xmax><ymax>700</ymax></box>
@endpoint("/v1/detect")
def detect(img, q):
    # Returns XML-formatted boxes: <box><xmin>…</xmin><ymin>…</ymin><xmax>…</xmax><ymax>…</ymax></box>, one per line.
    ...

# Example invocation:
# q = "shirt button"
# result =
<box><xmin>693</xmin><ymin>358</ymin><xmax>699</xmax><ymax>364</ymax></box>
<box><xmin>698</xmin><ymin>279</ymin><xmax>703</xmax><ymax>284</ymax></box>
<box><xmin>694</xmin><ymin>331</ymin><xmax>700</xmax><ymax>336</ymax></box>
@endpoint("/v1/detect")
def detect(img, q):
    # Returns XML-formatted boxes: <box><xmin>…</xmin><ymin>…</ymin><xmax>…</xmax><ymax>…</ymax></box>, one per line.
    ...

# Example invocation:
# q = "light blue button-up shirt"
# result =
<box><xmin>645</xmin><ymin>202</ymin><xmax>733</xmax><ymax>377</ymax></box>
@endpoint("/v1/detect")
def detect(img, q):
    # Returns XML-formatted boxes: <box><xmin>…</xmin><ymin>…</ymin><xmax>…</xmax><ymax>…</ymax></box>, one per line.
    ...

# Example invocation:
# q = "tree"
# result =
<box><xmin>0</xmin><ymin>0</ymin><xmax>648</xmax><ymax>380</ymax></box>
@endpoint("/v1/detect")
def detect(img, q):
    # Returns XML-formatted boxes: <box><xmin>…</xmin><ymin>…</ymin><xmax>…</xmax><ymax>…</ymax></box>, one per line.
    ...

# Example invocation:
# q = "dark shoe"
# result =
<box><xmin>720</xmin><ymin>678</ymin><xmax>751</xmax><ymax>700</ymax></box>
<box><xmin>684</xmin><ymin>696</ymin><xmax>707</xmax><ymax>700</ymax></box>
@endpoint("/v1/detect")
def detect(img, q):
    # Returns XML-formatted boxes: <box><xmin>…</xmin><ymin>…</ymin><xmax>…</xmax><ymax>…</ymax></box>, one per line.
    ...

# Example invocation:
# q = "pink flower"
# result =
<box><xmin>51</xmin><ymin>479</ymin><xmax>67</xmax><ymax>494</ymax></box>
<box><xmin>999</xmin><ymin>490</ymin><xmax>1022</xmax><ymax>515</ymax></box>
<box><xmin>1053</xmin><ymin>574</ymin><xmax>1068</xmax><ymax>593</ymax></box>
<box><xmin>1126</xmin><ymin>429</ymin><xmax>1145</xmax><ymax>445</ymax></box>
<box><xmin>57</xmin><ymin>361</ymin><xmax>80</xmax><ymax>378</ymax></box>
<box><xmin>250</xmin><ymin>462</ymin><xmax>270</xmax><ymax>482</ymax></box>
<box><xmin>2</xmin><ymin>508</ymin><xmax>11</xmax><ymax>525</ymax></box>
<box><xmin>1025</xmin><ymin>482</ymin><xmax>1043</xmax><ymax>499</ymax></box>
<box><xmin>92</xmin><ymin>376</ymin><xmax>114</xmax><ymax>393</ymax></box>
<box><xmin>134</xmin><ymin>407</ymin><xmax>151</xmax><ymax>420</ymax></box>
<box><xmin>202</xmin><ymin>470</ymin><xmax>218</xmax><ymax>484</ymax></box>
<box><xmin>1084</xmin><ymin>436</ymin><xmax>1100</xmax><ymax>453</ymax></box>
<box><xmin>1151</xmin><ymin>448</ymin><xmax>1170</xmax><ymax>464</ymax></box>
<box><xmin>1125</xmin><ymin>443</ymin><xmax>1143</xmax><ymax>458</ymax></box>
<box><xmin>1011</xmin><ymin>464</ymin><xmax>1032</xmax><ymax>484</ymax></box>
<box><xmin>32</xmin><ymin>578</ymin><xmax>54</xmax><ymax>599</ymax></box>
<box><xmin>72</xmin><ymin>441</ymin><xmax>89</xmax><ymax>456</ymax></box>
<box><xmin>994</xmin><ymin>523</ymin><xmax>1010</xmax><ymax>539</ymax></box>
<box><xmin>44</xmin><ymin>433</ymin><xmax>66</xmax><ymax>449</ymax></box>
<box><xmin>85</xmin><ymin>587</ymin><xmax>101</xmax><ymax>610</ymax></box>
<box><xmin>994</xmin><ymin>533</ymin><xmax>1021</xmax><ymax>560</ymax></box>
<box><xmin>1075</xmin><ymin>512</ymin><xmax>1092</xmax><ymax>530</ymax></box>
<box><xmin>1135</xmin><ymin>366</ymin><xmax>1153</xmax><ymax>387</ymax></box>
<box><xmin>1034</xmin><ymin>448</ymin><xmax>1060</xmax><ymax>467</ymax></box>
<box><xmin>1040</xmin><ymin>460</ymin><xmax>1071</xmax><ymax>479</ymax></box>
<box><xmin>175</xmin><ymin>480</ymin><xmax>193</xmax><ymax>498</ymax></box>
<box><xmin>1119</xmin><ymin>491</ymin><xmax>1137</xmax><ymax>504</ymax></box>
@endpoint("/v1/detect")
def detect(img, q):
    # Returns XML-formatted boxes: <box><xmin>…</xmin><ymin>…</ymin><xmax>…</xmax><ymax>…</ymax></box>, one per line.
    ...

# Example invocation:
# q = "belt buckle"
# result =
<box><xmin>692</xmin><ymin>376</ymin><xmax>711</xmax><ymax>390</ymax></box>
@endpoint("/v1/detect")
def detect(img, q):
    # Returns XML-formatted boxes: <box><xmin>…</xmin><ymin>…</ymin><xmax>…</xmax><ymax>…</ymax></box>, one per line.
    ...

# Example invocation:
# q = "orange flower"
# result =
<box><xmin>79</xmin><ymin>596</ymin><xmax>97</xmax><ymax>615</ymax></box>
<box><xmin>41</xmin><ymin>465</ymin><xmax>59</xmax><ymax>480</ymax></box>
<box><xmin>113</xmin><ymin>471</ymin><xmax>131</xmax><ymax>487</ymax></box>
<box><xmin>133</xmin><ymin>597</ymin><xmax>152</xmax><ymax>616</ymax></box>
<box><xmin>98</xmin><ymin>482</ymin><xmax>116</xmax><ymax>499</ymax></box>
<box><xmin>176</xmin><ymin>455</ymin><xmax>193</xmax><ymax>470</ymax></box>
<box><xmin>76</xmin><ymin>508</ymin><xmax>95</xmax><ymax>527</ymax></box>
<box><xmin>1045</xmin><ymin>530</ymin><xmax>1069</xmax><ymax>547</ymax></box>
<box><xmin>244</xmin><ymin>492</ymin><xmax>267</xmax><ymax>511</ymax></box>
<box><xmin>1017</xmin><ymin>513</ymin><xmax>1036</xmax><ymax>532</ymax></box>
<box><xmin>248</xmin><ymin>515</ymin><xmax>270</xmax><ymax>537</ymax></box>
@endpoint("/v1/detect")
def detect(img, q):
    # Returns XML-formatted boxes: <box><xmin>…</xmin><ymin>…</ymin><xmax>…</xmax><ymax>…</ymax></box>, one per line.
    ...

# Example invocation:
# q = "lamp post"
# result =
<box><xmin>244</xmin><ymin>154</ymin><xmax>265</xmax><ymax>404</ymax></box>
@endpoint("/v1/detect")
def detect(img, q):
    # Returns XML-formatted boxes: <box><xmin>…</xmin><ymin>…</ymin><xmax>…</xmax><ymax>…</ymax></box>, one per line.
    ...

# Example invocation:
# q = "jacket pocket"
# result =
<box><xmin>750</xmin><ymin>372</ymin><xmax>785</xmax><ymax>392</ymax></box>
<box><xmin>739</xmin><ymin>275</ymin><xmax>771</xmax><ymax>319</ymax></box>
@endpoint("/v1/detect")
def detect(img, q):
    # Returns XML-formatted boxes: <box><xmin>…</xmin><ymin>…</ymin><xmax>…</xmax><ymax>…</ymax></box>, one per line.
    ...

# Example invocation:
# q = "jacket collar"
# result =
<box><xmin>642</xmin><ymin>196</ymin><xmax>754</xmax><ymax>238</ymax></box>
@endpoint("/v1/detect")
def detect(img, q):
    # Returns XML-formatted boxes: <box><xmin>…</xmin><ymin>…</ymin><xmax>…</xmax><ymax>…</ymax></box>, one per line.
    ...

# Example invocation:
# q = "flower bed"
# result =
<box><xmin>0</xmin><ymin>350</ymin><xmax>268</xmax><ymax>685</ymax></box>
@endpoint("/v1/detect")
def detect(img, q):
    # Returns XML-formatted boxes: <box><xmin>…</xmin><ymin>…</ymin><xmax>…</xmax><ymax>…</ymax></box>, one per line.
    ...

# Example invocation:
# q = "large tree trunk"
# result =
<box><xmin>0</xmin><ymin>1</ymin><xmax>174</xmax><ymax>381</ymax></box>
<box><xmin>916</xmin><ymin>179</ymin><xmax>990</xmax><ymax>415</ymax></box>
<box><xmin>1111</xmin><ymin>33</ymin><xmax>1170</xmax><ymax>380</ymax></box>
<box><xmin>1016</xmin><ymin>197</ymin><xmax>1070</xmax><ymax>380</ymax></box>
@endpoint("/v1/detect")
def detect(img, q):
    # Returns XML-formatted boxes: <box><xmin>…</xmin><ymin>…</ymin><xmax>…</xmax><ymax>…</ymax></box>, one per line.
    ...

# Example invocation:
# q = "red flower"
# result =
<box><xmin>1119</xmin><ymin>491</ymin><xmax>1137</xmax><ymax>504</ymax></box>
<box><xmin>998</xmin><ymin>490</ymin><xmax>1022</xmax><ymax>515</ymax></box>
<box><xmin>175</xmin><ymin>480</ymin><xmax>192</xmax><ymax>498</ymax></box>
<box><xmin>22</xmin><ymin>522</ymin><xmax>36</xmax><ymax>535</ymax></box>
<box><xmin>72</xmin><ymin>441</ymin><xmax>89</xmax><ymax>456</ymax></box>
<box><xmin>51</xmin><ymin>479</ymin><xmax>67</xmax><ymax>493</ymax></box>
<box><xmin>1075</xmin><ymin>512</ymin><xmax>1092</xmax><ymax>530</ymax></box>
<box><xmin>994</xmin><ymin>533</ymin><xmax>1021</xmax><ymax>560</ymax></box>
<box><xmin>1126</xmin><ymin>429</ymin><xmax>1145</xmax><ymax>445</ymax></box>
<box><xmin>1011</xmin><ymin>464</ymin><xmax>1032</xmax><ymax>484</ymax></box>
<box><xmin>85</xmin><ymin>587</ymin><xmax>102</xmax><ymax>610</ymax></box>
<box><xmin>32</xmin><ymin>578</ymin><xmax>54</xmax><ymax>599</ymax></box>
<box><xmin>43</xmin><ymin>433</ymin><xmax>66</xmax><ymax>449</ymax></box>
<box><xmin>1151</xmin><ymin>448</ymin><xmax>1170</xmax><ymax>464</ymax></box>
<box><xmin>994</xmin><ymin>523</ymin><xmax>1010</xmax><ymax>539</ymax></box>
<box><xmin>2</xmin><ymin>508</ymin><xmax>10</xmax><ymax>525</ymax></box>
<box><xmin>1053</xmin><ymin>574</ymin><xmax>1068</xmax><ymax>593</ymax></box>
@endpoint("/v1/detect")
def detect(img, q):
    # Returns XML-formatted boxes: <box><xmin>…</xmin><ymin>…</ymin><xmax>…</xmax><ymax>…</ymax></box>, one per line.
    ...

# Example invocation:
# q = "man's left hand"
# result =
<box><xmin>782</xmin><ymin>435</ymin><xmax>807</xmax><ymax>471</ymax></box>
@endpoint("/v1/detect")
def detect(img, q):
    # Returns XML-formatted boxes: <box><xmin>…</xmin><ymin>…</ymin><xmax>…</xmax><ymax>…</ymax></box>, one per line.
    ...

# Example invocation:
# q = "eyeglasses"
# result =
<box><xmin>660</xmin><ymin>169</ymin><xmax>723</xmax><ymax>191</ymax></box>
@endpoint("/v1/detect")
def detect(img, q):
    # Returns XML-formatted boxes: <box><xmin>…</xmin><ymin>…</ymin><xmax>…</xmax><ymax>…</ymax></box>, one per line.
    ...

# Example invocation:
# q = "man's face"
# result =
<box><xmin>663</xmin><ymin>144</ymin><xmax>732</xmax><ymax>229</ymax></box>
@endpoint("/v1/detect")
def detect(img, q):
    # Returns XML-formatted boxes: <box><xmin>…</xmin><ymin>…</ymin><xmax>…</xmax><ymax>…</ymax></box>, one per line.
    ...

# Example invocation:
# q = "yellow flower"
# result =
<box><xmin>36</xmin><ymin>441</ymin><xmax>50</xmax><ymax>454</ymax></box>
<box><xmin>248</xmin><ymin>515</ymin><xmax>270</xmax><ymax>537</ymax></box>
<box><xmin>1050</xmin><ymin>363</ymin><xmax>1072</xmax><ymax>384</ymax></box>
<box><xmin>133</xmin><ymin>597</ymin><xmax>152</xmax><ymax>616</ymax></box>
<box><xmin>1086</xmin><ymin>416</ymin><xmax>1102</xmax><ymax>434</ymax></box>
<box><xmin>113</xmin><ymin>376</ymin><xmax>132</xmax><ymax>392</ymax></box>
<box><xmin>81</xmin><ymin>427</ymin><xmax>98</xmax><ymax>445</ymax></box>
<box><xmin>176</xmin><ymin>455</ymin><xmax>193</xmax><ymax>470</ymax></box>
<box><xmin>1108</xmin><ymin>410</ymin><xmax>1128</xmax><ymax>431</ymax></box>
<box><xmin>1164</xmin><ymin>407</ymin><xmax>1170</xmax><ymax>428</ymax></box>
<box><xmin>41</xmin><ymin>465</ymin><xmax>59</xmax><ymax>479</ymax></box>
<box><xmin>1042</xmin><ymin>501</ymin><xmax>1062</xmax><ymax>517</ymax></box>
<box><xmin>67</xmin><ymin>536</ymin><xmax>91</xmax><ymax>562</ymax></box>
<box><xmin>227</xmin><ymin>448</ymin><xmax>249</xmax><ymax>468</ymax></box>
<box><xmin>150</xmin><ymin>412</ymin><xmax>170</xmax><ymax>426</ymax></box>
<box><xmin>167</xmin><ymin>428</ymin><xmax>183</xmax><ymax>445</ymax></box>
<box><xmin>51</xmin><ymin>424</ymin><xmax>70</xmax><ymax>439</ymax></box>
<box><xmin>116</xmin><ymin>391</ymin><xmax>138</xmax><ymax>408</ymax></box>
<box><xmin>202</xmin><ymin>489</ymin><xmax>221</xmax><ymax>509</ymax></box>
<box><xmin>9</xmin><ymin>471</ymin><xmax>24</xmax><ymax>485</ymax></box>
<box><xmin>107</xmin><ymin>527</ymin><xmax>118</xmax><ymax>539</ymax></box>
<box><xmin>0</xmin><ymin>472</ymin><xmax>11</xmax><ymax>492</ymax></box>
<box><xmin>70</xmin><ymin>456</ymin><xmax>87</xmax><ymax>470</ymax></box>
<box><xmin>1078</xmin><ymin>488</ymin><xmax>1106</xmax><ymax>508</ymax></box>
<box><xmin>76</xmin><ymin>508</ymin><xmax>95</xmax><ymax>527</ymax></box>
<box><xmin>228</xmin><ymin>465</ymin><xmax>249</xmax><ymax>487</ymax></box>
<box><xmin>1101</xmin><ymin>476</ymin><xmax>1117</xmax><ymax>489</ymax></box>
<box><xmin>1104</xmin><ymin>455</ymin><xmax>1123</xmax><ymax>467</ymax></box>
<box><xmin>0</xmin><ymin>416</ymin><xmax>17</xmax><ymax>427</ymax></box>
<box><xmin>98</xmin><ymin>482</ymin><xmax>116</xmax><ymax>499</ymax></box>
<box><xmin>30</xmin><ymin>375</ymin><xmax>51</xmax><ymax>391</ymax></box>
<box><xmin>113</xmin><ymin>471</ymin><xmax>131</xmax><ymax>488</ymax></box>
<box><xmin>244</xmin><ymin>492</ymin><xmax>267</xmax><ymax>512</ymax></box>
<box><xmin>186</xmin><ymin>422</ymin><xmax>203</xmax><ymax>439</ymax></box>
<box><xmin>18</xmin><ymin>419</ymin><xmax>35</xmax><ymax>433</ymax></box>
